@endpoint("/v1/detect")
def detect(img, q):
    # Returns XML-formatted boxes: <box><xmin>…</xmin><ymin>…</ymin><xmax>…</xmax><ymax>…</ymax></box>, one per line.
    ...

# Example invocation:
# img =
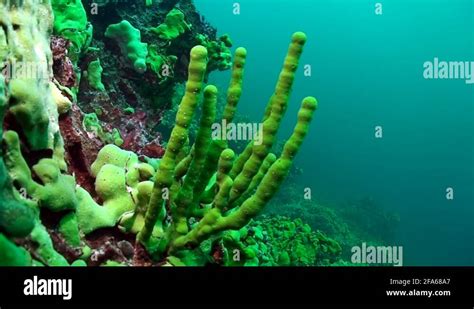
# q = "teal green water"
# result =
<box><xmin>195</xmin><ymin>0</ymin><xmax>474</xmax><ymax>266</ymax></box>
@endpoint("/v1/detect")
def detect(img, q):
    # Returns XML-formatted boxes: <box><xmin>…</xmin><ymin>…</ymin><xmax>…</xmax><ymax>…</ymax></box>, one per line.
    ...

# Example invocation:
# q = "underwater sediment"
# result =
<box><xmin>0</xmin><ymin>0</ymin><xmax>349</xmax><ymax>266</ymax></box>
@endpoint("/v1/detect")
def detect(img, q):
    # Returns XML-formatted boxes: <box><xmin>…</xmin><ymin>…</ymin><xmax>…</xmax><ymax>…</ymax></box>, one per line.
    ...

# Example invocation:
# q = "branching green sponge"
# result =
<box><xmin>87</xmin><ymin>59</ymin><xmax>106</xmax><ymax>91</ymax></box>
<box><xmin>136</xmin><ymin>32</ymin><xmax>318</xmax><ymax>261</ymax></box>
<box><xmin>150</xmin><ymin>8</ymin><xmax>191</xmax><ymax>40</ymax></box>
<box><xmin>138</xmin><ymin>45</ymin><xmax>209</xmax><ymax>247</ymax></box>
<box><xmin>105</xmin><ymin>20</ymin><xmax>149</xmax><ymax>73</ymax></box>
<box><xmin>190</xmin><ymin>47</ymin><xmax>247</xmax><ymax>206</ymax></box>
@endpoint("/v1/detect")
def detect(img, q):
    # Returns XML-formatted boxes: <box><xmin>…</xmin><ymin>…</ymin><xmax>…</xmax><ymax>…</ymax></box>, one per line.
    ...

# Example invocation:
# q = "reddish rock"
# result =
<box><xmin>59</xmin><ymin>104</ymin><xmax>102</xmax><ymax>194</ymax></box>
<box><xmin>132</xmin><ymin>242</ymin><xmax>154</xmax><ymax>267</ymax></box>
<box><xmin>51</xmin><ymin>36</ymin><xmax>76</xmax><ymax>88</ymax></box>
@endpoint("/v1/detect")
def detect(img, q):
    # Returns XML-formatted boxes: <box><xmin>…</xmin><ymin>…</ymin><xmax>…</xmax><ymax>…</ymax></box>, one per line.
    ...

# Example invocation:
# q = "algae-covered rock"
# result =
<box><xmin>221</xmin><ymin>215</ymin><xmax>342</xmax><ymax>266</ymax></box>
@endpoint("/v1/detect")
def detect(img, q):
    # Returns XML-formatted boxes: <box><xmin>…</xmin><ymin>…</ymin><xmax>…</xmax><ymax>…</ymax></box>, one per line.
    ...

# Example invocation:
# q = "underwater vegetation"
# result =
<box><xmin>219</xmin><ymin>215</ymin><xmax>342</xmax><ymax>266</ymax></box>
<box><xmin>0</xmin><ymin>0</ymin><xmax>344</xmax><ymax>266</ymax></box>
<box><xmin>268</xmin><ymin>188</ymin><xmax>400</xmax><ymax>262</ymax></box>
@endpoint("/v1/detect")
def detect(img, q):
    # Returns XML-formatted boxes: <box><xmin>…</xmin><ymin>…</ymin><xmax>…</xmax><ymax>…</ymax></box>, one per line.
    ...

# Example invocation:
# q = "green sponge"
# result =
<box><xmin>87</xmin><ymin>59</ymin><xmax>105</xmax><ymax>91</ymax></box>
<box><xmin>0</xmin><ymin>75</ymin><xmax>7</xmax><ymax>137</ymax></box>
<box><xmin>0</xmin><ymin>233</ymin><xmax>32</xmax><ymax>266</ymax></box>
<box><xmin>8</xmin><ymin>78</ymin><xmax>52</xmax><ymax>150</ymax></box>
<box><xmin>51</xmin><ymin>0</ymin><xmax>93</xmax><ymax>62</ymax></box>
<box><xmin>83</xmin><ymin>113</ymin><xmax>123</xmax><ymax>146</ymax></box>
<box><xmin>76</xmin><ymin>145</ymin><xmax>156</xmax><ymax>234</ymax></box>
<box><xmin>0</xmin><ymin>76</ymin><xmax>35</xmax><ymax>237</ymax></box>
<box><xmin>146</xmin><ymin>44</ymin><xmax>177</xmax><ymax>81</ymax></box>
<box><xmin>105</xmin><ymin>20</ymin><xmax>148</xmax><ymax>73</ymax></box>
<box><xmin>150</xmin><ymin>9</ymin><xmax>191</xmax><ymax>40</ymax></box>
<box><xmin>30</xmin><ymin>221</ymin><xmax>69</xmax><ymax>266</ymax></box>
<box><xmin>3</xmin><ymin>131</ymin><xmax>78</xmax><ymax>213</ymax></box>
<box><xmin>0</xmin><ymin>163</ymin><xmax>36</xmax><ymax>237</ymax></box>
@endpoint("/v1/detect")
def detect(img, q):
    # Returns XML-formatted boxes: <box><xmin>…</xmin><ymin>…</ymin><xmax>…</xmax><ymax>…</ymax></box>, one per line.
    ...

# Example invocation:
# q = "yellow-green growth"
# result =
<box><xmin>169</xmin><ymin>97</ymin><xmax>317</xmax><ymax>251</ymax></box>
<box><xmin>51</xmin><ymin>82</ymin><xmax>73</xmax><ymax>115</ymax></box>
<box><xmin>166</xmin><ymin>33</ymin><xmax>316</xmax><ymax>253</ymax></box>
<box><xmin>119</xmin><ymin>181</ymin><xmax>156</xmax><ymax>234</ymax></box>
<box><xmin>222</xmin><ymin>47</ymin><xmax>247</xmax><ymax>123</ymax></box>
<box><xmin>213</xmin><ymin>149</ymin><xmax>235</xmax><ymax>212</ymax></box>
<box><xmin>77</xmin><ymin>145</ymin><xmax>156</xmax><ymax>234</ymax></box>
<box><xmin>230</xmin><ymin>153</ymin><xmax>277</xmax><ymax>209</ymax></box>
<box><xmin>173</xmin><ymin>85</ymin><xmax>218</xmax><ymax>235</ymax></box>
<box><xmin>263</xmin><ymin>32</ymin><xmax>307</xmax><ymax>121</ymax></box>
<box><xmin>76</xmin><ymin>165</ymin><xmax>134</xmax><ymax>234</ymax></box>
<box><xmin>131</xmin><ymin>32</ymin><xmax>318</xmax><ymax>259</ymax></box>
<box><xmin>139</xmin><ymin>45</ymin><xmax>208</xmax><ymax>243</ymax></box>
<box><xmin>220</xmin><ymin>97</ymin><xmax>317</xmax><ymax>228</ymax></box>
<box><xmin>229</xmin><ymin>32</ymin><xmax>307</xmax><ymax>206</ymax></box>
<box><xmin>83</xmin><ymin>113</ymin><xmax>124</xmax><ymax>146</ymax></box>
<box><xmin>191</xmin><ymin>48</ymin><xmax>247</xmax><ymax>206</ymax></box>
<box><xmin>228</xmin><ymin>141</ymin><xmax>253</xmax><ymax>179</ymax></box>
<box><xmin>8</xmin><ymin>80</ymin><xmax>51</xmax><ymax>150</ymax></box>
<box><xmin>1</xmin><ymin>132</ymin><xmax>71</xmax><ymax>266</ymax></box>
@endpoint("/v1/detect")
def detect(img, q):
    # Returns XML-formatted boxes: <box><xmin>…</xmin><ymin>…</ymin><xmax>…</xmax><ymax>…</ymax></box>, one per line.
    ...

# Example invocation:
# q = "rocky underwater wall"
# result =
<box><xmin>0</xmin><ymin>0</ymin><xmax>344</xmax><ymax>267</ymax></box>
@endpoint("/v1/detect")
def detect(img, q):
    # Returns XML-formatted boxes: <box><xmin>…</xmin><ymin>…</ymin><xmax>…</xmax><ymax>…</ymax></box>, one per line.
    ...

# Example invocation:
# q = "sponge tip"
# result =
<box><xmin>190</xmin><ymin>45</ymin><xmax>208</xmax><ymax>60</ymax></box>
<box><xmin>292</xmin><ymin>32</ymin><xmax>307</xmax><ymax>44</ymax></box>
